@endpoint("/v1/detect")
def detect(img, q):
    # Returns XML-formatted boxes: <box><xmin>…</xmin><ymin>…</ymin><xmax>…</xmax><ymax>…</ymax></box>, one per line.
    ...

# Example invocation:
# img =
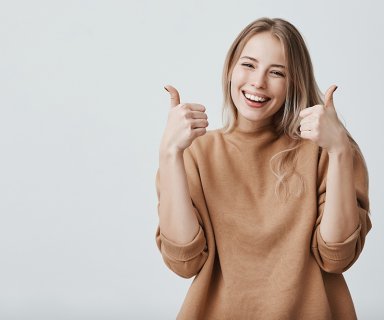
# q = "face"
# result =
<box><xmin>230</xmin><ymin>32</ymin><xmax>287</xmax><ymax>131</ymax></box>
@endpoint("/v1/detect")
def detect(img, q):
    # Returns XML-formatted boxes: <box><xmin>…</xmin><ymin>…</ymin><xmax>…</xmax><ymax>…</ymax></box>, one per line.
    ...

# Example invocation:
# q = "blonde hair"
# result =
<box><xmin>221</xmin><ymin>17</ymin><xmax>364</xmax><ymax>199</ymax></box>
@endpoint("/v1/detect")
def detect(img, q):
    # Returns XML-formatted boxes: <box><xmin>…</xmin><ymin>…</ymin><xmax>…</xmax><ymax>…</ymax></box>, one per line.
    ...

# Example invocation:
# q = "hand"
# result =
<box><xmin>160</xmin><ymin>85</ymin><xmax>209</xmax><ymax>154</ymax></box>
<box><xmin>299</xmin><ymin>85</ymin><xmax>350</xmax><ymax>154</ymax></box>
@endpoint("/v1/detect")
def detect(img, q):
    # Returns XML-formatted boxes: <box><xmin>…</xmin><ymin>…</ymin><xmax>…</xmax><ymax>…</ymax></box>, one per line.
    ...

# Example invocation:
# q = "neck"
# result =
<box><xmin>234</xmin><ymin>117</ymin><xmax>273</xmax><ymax>134</ymax></box>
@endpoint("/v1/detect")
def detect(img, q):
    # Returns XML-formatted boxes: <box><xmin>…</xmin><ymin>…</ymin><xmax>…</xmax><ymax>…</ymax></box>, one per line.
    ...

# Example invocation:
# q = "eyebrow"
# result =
<box><xmin>240</xmin><ymin>56</ymin><xmax>286</xmax><ymax>69</ymax></box>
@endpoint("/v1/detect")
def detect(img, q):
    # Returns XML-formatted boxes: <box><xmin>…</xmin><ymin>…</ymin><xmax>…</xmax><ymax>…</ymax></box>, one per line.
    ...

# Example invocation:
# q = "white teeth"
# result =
<box><xmin>244</xmin><ymin>92</ymin><xmax>268</xmax><ymax>102</ymax></box>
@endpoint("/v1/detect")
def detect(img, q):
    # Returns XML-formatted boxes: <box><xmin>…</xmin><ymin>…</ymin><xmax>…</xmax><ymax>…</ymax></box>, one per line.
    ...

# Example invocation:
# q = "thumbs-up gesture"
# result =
<box><xmin>160</xmin><ymin>85</ymin><xmax>209</xmax><ymax>155</ymax></box>
<box><xmin>299</xmin><ymin>85</ymin><xmax>350</xmax><ymax>153</ymax></box>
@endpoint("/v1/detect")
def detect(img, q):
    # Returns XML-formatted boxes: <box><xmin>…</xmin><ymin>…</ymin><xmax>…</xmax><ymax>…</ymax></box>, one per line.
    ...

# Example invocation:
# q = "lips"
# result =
<box><xmin>242</xmin><ymin>91</ymin><xmax>271</xmax><ymax>108</ymax></box>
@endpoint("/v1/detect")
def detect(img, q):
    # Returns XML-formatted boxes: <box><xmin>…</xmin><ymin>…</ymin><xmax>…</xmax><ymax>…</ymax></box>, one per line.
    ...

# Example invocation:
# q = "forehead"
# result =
<box><xmin>240</xmin><ymin>32</ymin><xmax>286</xmax><ymax>64</ymax></box>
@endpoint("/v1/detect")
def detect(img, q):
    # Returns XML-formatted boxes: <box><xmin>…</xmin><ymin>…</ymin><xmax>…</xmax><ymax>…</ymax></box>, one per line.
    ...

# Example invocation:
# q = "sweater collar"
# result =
<box><xmin>229</xmin><ymin>123</ymin><xmax>278</xmax><ymax>143</ymax></box>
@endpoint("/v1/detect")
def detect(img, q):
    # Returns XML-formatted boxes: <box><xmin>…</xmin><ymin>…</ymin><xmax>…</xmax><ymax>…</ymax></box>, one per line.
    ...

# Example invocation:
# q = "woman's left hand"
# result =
<box><xmin>299</xmin><ymin>85</ymin><xmax>350</xmax><ymax>154</ymax></box>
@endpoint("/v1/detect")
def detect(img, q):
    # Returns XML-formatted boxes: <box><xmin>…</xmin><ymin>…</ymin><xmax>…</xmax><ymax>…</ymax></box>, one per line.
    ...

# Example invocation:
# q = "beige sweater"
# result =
<box><xmin>155</xmin><ymin>125</ymin><xmax>371</xmax><ymax>320</ymax></box>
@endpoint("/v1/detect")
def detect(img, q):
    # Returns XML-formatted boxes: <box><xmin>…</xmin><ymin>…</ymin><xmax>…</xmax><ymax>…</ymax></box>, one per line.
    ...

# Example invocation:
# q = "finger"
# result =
<box><xmin>300</xmin><ymin>104</ymin><xmax>325</xmax><ymax>118</ymax></box>
<box><xmin>184</xmin><ymin>103</ymin><xmax>206</xmax><ymax>112</ymax></box>
<box><xmin>191</xmin><ymin>119</ymin><xmax>209</xmax><ymax>129</ymax></box>
<box><xmin>189</xmin><ymin>111</ymin><xmax>208</xmax><ymax>119</ymax></box>
<box><xmin>324</xmin><ymin>84</ymin><xmax>338</xmax><ymax>109</ymax></box>
<box><xmin>164</xmin><ymin>85</ymin><xmax>180</xmax><ymax>108</ymax></box>
<box><xmin>299</xmin><ymin>115</ymin><xmax>317</xmax><ymax>126</ymax></box>
<box><xmin>300</xmin><ymin>130</ymin><xmax>313</xmax><ymax>140</ymax></box>
<box><xmin>299</xmin><ymin>122</ymin><xmax>312</xmax><ymax>132</ymax></box>
<box><xmin>299</xmin><ymin>107</ymin><xmax>314</xmax><ymax>118</ymax></box>
<box><xmin>191</xmin><ymin>127</ymin><xmax>207</xmax><ymax>139</ymax></box>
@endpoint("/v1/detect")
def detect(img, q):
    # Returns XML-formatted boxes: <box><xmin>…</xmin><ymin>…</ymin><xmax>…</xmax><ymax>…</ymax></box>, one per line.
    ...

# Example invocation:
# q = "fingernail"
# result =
<box><xmin>164</xmin><ymin>86</ymin><xmax>169</xmax><ymax>92</ymax></box>
<box><xmin>334</xmin><ymin>85</ymin><xmax>338</xmax><ymax>91</ymax></box>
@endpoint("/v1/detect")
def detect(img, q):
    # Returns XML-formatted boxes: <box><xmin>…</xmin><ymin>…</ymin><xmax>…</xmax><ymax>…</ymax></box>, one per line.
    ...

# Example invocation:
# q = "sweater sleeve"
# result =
<box><xmin>311</xmin><ymin>147</ymin><xmax>372</xmax><ymax>274</ymax></box>
<box><xmin>155</xmin><ymin>147</ymin><xmax>209</xmax><ymax>279</ymax></box>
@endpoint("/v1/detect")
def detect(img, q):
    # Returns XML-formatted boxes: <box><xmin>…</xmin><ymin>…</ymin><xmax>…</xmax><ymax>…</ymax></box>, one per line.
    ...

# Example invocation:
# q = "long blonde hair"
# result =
<box><xmin>222</xmin><ymin>17</ymin><xmax>364</xmax><ymax>199</ymax></box>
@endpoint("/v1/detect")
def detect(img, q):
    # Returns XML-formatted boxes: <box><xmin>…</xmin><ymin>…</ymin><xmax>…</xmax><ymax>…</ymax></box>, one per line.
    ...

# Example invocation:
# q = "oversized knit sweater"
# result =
<box><xmin>155</xmin><ymin>125</ymin><xmax>372</xmax><ymax>320</ymax></box>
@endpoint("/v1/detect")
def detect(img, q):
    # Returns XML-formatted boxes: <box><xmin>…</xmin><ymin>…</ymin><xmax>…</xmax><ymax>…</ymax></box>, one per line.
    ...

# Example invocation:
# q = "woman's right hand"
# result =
<box><xmin>160</xmin><ymin>85</ymin><xmax>209</xmax><ymax>155</ymax></box>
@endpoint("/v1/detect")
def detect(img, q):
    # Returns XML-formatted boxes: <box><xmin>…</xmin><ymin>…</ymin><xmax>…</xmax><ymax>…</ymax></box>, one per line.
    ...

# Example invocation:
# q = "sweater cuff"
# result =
<box><xmin>160</xmin><ymin>226</ymin><xmax>206</xmax><ymax>262</ymax></box>
<box><xmin>316</xmin><ymin>224</ymin><xmax>361</xmax><ymax>261</ymax></box>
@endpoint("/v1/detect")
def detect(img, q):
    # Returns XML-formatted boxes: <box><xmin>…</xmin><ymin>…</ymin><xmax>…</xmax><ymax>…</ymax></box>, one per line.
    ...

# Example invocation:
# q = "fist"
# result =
<box><xmin>299</xmin><ymin>85</ymin><xmax>350</xmax><ymax>153</ymax></box>
<box><xmin>160</xmin><ymin>85</ymin><xmax>209</xmax><ymax>154</ymax></box>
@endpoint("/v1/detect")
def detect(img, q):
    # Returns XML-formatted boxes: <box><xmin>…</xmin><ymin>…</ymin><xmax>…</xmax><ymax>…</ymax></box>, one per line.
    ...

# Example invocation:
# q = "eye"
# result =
<box><xmin>270</xmin><ymin>70</ymin><xmax>285</xmax><ymax>77</ymax></box>
<box><xmin>241</xmin><ymin>63</ymin><xmax>254</xmax><ymax>69</ymax></box>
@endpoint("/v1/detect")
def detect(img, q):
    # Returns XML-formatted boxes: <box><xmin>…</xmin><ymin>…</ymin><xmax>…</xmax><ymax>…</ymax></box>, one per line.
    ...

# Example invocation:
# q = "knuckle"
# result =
<box><xmin>187</xmin><ymin>128</ymin><xmax>193</xmax><ymax>138</ymax></box>
<box><xmin>183</xmin><ymin>118</ymin><xmax>191</xmax><ymax>129</ymax></box>
<box><xmin>185</xmin><ymin>110</ymin><xmax>192</xmax><ymax>119</ymax></box>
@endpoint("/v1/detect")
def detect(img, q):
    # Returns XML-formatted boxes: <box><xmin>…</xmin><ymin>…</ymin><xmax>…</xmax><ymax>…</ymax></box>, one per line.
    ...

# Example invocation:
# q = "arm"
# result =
<box><xmin>155</xmin><ymin>85</ymin><xmax>209</xmax><ymax>278</ymax></box>
<box><xmin>155</xmin><ymin>148</ymin><xmax>209</xmax><ymax>278</ymax></box>
<box><xmin>319</xmin><ymin>142</ymin><xmax>359</xmax><ymax>243</ymax></box>
<box><xmin>158</xmin><ymin>149</ymin><xmax>200</xmax><ymax>244</ymax></box>
<box><xmin>300</xmin><ymin>85</ymin><xmax>372</xmax><ymax>273</ymax></box>
<box><xmin>311</xmin><ymin>146</ymin><xmax>372</xmax><ymax>274</ymax></box>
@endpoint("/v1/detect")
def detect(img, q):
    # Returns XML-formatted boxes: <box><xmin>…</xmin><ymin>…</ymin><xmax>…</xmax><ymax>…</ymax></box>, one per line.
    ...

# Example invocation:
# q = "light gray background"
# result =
<box><xmin>0</xmin><ymin>0</ymin><xmax>383</xmax><ymax>319</ymax></box>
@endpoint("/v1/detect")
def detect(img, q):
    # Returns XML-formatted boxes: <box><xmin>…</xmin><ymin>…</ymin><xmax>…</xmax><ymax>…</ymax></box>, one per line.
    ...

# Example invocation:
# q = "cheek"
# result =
<box><xmin>231</xmin><ymin>69</ymin><xmax>246</xmax><ymax>96</ymax></box>
<box><xmin>231</xmin><ymin>66</ymin><xmax>247</xmax><ymax>85</ymax></box>
<box><xmin>230</xmin><ymin>85</ymin><xmax>239</xmax><ymax>107</ymax></box>
<box><xmin>272</xmin><ymin>81</ymin><xmax>287</xmax><ymax>101</ymax></box>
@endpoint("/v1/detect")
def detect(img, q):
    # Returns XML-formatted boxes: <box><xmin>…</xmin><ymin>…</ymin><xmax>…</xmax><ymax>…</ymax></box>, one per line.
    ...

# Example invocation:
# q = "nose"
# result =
<box><xmin>250</xmin><ymin>70</ymin><xmax>267</xmax><ymax>89</ymax></box>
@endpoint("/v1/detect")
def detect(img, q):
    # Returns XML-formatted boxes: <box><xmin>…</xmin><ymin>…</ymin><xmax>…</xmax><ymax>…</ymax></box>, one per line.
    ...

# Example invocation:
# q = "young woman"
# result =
<box><xmin>155</xmin><ymin>17</ymin><xmax>372</xmax><ymax>319</ymax></box>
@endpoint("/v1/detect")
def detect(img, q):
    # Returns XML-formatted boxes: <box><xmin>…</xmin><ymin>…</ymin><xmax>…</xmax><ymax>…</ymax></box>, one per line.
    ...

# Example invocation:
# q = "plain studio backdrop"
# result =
<box><xmin>0</xmin><ymin>0</ymin><xmax>383</xmax><ymax>319</ymax></box>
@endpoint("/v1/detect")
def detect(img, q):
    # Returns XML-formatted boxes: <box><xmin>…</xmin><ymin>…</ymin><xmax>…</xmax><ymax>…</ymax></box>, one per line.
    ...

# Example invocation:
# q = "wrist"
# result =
<box><xmin>327</xmin><ymin>134</ymin><xmax>352</xmax><ymax>156</ymax></box>
<box><xmin>159</xmin><ymin>146</ymin><xmax>184</xmax><ymax>159</ymax></box>
<box><xmin>328</xmin><ymin>146</ymin><xmax>353</xmax><ymax>158</ymax></box>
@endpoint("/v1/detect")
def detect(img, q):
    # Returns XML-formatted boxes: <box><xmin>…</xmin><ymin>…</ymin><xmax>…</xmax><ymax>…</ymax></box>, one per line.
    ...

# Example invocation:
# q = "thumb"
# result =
<box><xmin>164</xmin><ymin>85</ymin><xmax>181</xmax><ymax>108</ymax></box>
<box><xmin>324</xmin><ymin>84</ymin><xmax>338</xmax><ymax>109</ymax></box>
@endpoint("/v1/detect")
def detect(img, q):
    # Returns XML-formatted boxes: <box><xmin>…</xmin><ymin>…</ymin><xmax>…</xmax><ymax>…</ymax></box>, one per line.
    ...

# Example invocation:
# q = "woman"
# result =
<box><xmin>155</xmin><ymin>17</ymin><xmax>371</xmax><ymax>319</ymax></box>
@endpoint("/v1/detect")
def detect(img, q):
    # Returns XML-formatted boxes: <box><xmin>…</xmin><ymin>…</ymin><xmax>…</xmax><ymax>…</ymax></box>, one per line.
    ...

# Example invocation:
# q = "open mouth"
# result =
<box><xmin>242</xmin><ymin>91</ymin><xmax>271</xmax><ymax>103</ymax></box>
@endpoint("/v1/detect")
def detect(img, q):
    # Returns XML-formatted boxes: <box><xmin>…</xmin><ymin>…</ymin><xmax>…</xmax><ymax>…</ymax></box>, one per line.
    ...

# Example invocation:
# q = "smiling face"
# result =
<box><xmin>230</xmin><ymin>32</ymin><xmax>287</xmax><ymax>131</ymax></box>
